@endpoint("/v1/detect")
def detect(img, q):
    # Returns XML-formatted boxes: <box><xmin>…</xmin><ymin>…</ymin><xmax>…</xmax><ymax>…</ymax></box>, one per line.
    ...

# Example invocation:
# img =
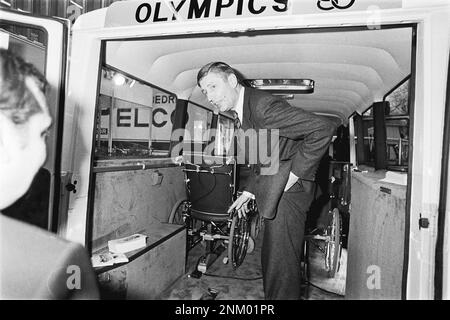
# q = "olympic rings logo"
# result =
<box><xmin>317</xmin><ymin>0</ymin><xmax>356</xmax><ymax>11</ymax></box>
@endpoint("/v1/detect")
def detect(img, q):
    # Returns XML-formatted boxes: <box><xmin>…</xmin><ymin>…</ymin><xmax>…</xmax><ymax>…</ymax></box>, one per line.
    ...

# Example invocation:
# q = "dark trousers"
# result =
<box><xmin>261</xmin><ymin>180</ymin><xmax>314</xmax><ymax>300</ymax></box>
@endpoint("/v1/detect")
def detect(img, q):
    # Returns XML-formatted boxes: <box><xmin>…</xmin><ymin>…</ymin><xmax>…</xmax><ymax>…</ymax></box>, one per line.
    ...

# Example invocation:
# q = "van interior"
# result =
<box><xmin>1</xmin><ymin>6</ymin><xmax>417</xmax><ymax>298</ymax></box>
<box><xmin>86</xmin><ymin>25</ymin><xmax>413</xmax><ymax>299</ymax></box>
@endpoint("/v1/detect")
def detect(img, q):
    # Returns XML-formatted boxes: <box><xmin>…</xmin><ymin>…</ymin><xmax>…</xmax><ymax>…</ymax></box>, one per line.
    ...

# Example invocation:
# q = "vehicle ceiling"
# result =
<box><xmin>106</xmin><ymin>26</ymin><xmax>412</xmax><ymax>126</ymax></box>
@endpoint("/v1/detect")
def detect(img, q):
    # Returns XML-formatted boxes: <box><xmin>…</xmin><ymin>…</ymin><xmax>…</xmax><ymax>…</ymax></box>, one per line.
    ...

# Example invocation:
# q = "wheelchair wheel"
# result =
<box><xmin>300</xmin><ymin>238</ymin><xmax>310</xmax><ymax>299</ymax></box>
<box><xmin>325</xmin><ymin>208</ymin><xmax>342</xmax><ymax>278</ymax></box>
<box><xmin>168</xmin><ymin>199</ymin><xmax>188</xmax><ymax>225</ymax></box>
<box><xmin>168</xmin><ymin>199</ymin><xmax>199</xmax><ymax>250</ymax></box>
<box><xmin>228</xmin><ymin>214</ymin><xmax>251</xmax><ymax>269</ymax></box>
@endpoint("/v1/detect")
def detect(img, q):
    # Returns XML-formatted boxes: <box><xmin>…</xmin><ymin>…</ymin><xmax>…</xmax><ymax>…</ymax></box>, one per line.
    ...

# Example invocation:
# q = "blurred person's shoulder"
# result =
<box><xmin>0</xmin><ymin>214</ymin><xmax>97</xmax><ymax>300</ymax></box>
<box><xmin>0</xmin><ymin>213</ymin><xmax>70</xmax><ymax>250</ymax></box>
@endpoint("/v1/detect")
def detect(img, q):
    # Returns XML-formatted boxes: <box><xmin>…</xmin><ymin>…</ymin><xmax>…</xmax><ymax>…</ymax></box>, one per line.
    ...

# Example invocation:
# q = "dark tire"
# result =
<box><xmin>228</xmin><ymin>214</ymin><xmax>250</xmax><ymax>269</ymax></box>
<box><xmin>168</xmin><ymin>199</ymin><xmax>188</xmax><ymax>225</ymax></box>
<box><xmin>300</xmin><ymin>239</ymin><xmax>310</xmax><ymax>299</ymax></box>
<box><xmin>325</xmin><ymin>208</ymin><xmax>342</xmax><ymax>278</ymax></box>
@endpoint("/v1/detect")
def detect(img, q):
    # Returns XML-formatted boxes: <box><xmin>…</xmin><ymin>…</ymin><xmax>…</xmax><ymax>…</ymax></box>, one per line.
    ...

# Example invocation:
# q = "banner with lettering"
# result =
<box><xmin>105</xmin><ymin>0</ymin><xmax>403</xmax><ymax>28</ymax></box>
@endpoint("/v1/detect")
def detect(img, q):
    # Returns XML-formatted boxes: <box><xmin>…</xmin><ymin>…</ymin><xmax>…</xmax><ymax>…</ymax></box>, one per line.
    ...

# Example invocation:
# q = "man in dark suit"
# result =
<box><xmin>0</xmin><ymin>49</ymin><xmax>99</xmax><ymax>299</ymax></box>
<box><xmin>197</xmin><ymin>62</ymin><xmax>336</xmax><ymax>299</ymax></box>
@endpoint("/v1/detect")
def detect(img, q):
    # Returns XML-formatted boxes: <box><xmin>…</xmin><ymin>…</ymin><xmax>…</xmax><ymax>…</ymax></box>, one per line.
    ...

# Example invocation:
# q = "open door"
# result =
<box><xmin>0</xmin><ymin>9</ymin><xmax>68</xmax><ymax>233</ymax></box>
<box><xmin>438</xmin><ymin>53</ymin><xmax>450</xmax><ymax>300</ymax></box>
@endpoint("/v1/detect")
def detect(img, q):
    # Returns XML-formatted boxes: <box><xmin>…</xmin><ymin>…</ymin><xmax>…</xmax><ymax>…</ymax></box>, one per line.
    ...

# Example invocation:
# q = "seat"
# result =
<box><xmin>186</xmin><ymin>158</ymin><xmax>235</xmax><ymax>223</ymax></box>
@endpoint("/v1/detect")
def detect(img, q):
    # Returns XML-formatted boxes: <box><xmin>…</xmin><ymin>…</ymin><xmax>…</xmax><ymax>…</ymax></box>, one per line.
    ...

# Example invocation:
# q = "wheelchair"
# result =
<box><xmin>301</xmin><ymin>160</ymin><xmax>351</xmax><ymax>296</ymax></box>
<box><xmin>169</xmin><ymin>155</ymin><xmax>262</xmax><ymax>275</ymax></box>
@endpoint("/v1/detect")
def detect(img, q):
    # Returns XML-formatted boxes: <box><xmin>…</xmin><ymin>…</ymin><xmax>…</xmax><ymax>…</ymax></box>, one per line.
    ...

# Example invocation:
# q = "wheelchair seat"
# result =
<box><xmin>184</xmin><ymin>157</ymin><xmax>236</xmax><ymax>222</ymax></box>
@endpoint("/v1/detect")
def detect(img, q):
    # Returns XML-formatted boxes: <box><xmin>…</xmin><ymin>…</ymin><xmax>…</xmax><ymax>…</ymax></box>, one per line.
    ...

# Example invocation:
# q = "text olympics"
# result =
<box><xmin>135</xmin><ymin>0</ymin><xmax>288</xmax><ymax>23</ymax></box>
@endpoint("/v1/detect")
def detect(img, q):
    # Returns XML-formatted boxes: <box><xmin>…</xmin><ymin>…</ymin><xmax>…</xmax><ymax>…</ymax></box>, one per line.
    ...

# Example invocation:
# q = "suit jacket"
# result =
<box><xmin>236</xmin><ymin>87</ymin><xmax>336</xmax><ymax>219</ymax></box>
<box><xmin>0</xmin><ymin>214</ymin><xmax>99</xmax><ymax>299</ymax></box>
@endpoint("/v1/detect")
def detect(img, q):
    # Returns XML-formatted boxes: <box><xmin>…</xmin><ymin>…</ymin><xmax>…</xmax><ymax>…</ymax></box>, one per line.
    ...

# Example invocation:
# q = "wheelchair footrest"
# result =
<box><xmin>189</xmin><ymin>269</ymin><xmax>204</xmax><ymax>279</ymax></box>
<box><xmin>305</xmin><ymin>234</ymin><xmax>329</xmax><ymax>241</ymax></box>
<box><xmin>200</xmin><ymin>232</ymin><xmax>229</xmax><ymax>241</ymax></box>
<box><xmin>197</xmin><ymin>261</ymin><xmax>207</xmax><ymax>273</ymax></box>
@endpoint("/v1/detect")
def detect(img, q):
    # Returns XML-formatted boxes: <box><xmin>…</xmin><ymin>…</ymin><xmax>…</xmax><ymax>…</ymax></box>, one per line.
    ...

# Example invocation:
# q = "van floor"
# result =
<box><xmin>160</xmin><ymin>228</ymin><xmax>346</xmax><ymax>300</ymax></box>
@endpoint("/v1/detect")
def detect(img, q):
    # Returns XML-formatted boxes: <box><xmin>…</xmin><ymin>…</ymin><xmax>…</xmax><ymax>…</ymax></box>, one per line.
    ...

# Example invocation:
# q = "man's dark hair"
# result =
<box><xmin>0</xmin><ymin>49</ymin><xmax>47</xmax><ymax>124</ymax></box>
<box><xmin>197</xmin><ymin>61</ymin><xmax>242</xmax><ymax>87</ymax></box>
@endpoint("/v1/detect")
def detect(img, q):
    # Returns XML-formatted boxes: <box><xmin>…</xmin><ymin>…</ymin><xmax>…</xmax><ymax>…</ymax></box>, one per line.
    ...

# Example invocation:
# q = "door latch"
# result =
<box><xmin>65</xmin><ymin>180</ymin><xmax>77</xmax><ymax>193</ymax></box>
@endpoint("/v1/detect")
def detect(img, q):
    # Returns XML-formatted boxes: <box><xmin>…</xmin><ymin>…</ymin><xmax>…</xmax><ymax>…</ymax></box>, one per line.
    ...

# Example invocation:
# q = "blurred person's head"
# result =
<box><xmin>0</xmin><ymin>49</ymin><xmax>51</xmax><ymax>209</ymax></box>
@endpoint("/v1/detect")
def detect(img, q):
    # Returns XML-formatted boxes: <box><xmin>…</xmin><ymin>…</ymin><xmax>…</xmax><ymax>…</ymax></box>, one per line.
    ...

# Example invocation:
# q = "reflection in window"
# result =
<box><xmin>215</xmin><ymin>115</ymin><xmax>234</xmax><ymax>156</ymax></box>
<box><xmin>362</xmin><ymin>118</ymin><xmax>375</xmax><ymax>165</ymax></box>
<box><xmin>386</xmin><ymin>79</ymin><xmax>409</xmax><ymax>116</ymax></box>
<box><xmin>0</xmin><ymin>24</ymin><xmax>46</xmax><ymax>75</ymax></box>
<box><xmin>355</xmin><ymin>76</ymin><xmax>410</xmax><ymax>171</ymax></box>
<box><xmin>384</xmin><ymin>77</ymin><xmax>410</xmax><ymax>171</ymax></box>
<box><xmin>356</xmin><ymin>107</ymin><xmax>375</xmax><ymax>165</ymax></box>
<box><xmin>386</xmin><ymin>119</ymin><xmax>409</xmax><ymax>166</ymax></box>
<box><xmin>183</xmin><ymin>102</ymin><xmax>213</xmax><ymax>153</ymax></box>
<box><xmin>95</xmin><ymin>67</ymin><xmax>176</xmax><ymax>159</ymax></box>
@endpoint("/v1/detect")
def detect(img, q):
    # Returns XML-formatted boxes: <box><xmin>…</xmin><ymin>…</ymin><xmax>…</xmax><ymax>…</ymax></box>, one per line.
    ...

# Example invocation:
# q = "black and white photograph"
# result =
<box><xmin>1</xmin><ymin>0</ymin><xmax>450</xmax><ymax>311</ymax></box>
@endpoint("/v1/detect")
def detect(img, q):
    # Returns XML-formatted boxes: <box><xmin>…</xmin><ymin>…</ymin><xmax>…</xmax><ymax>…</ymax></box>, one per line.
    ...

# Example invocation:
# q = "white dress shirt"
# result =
<box><xmin>233</xmin><ymin>86</ymin><xmax>255</xmax><ymax>200</ymax></box>
<box><xmin>234</xmin><ymin>85</ymin><xmax>245</xmax><ymax>123</ymax></box>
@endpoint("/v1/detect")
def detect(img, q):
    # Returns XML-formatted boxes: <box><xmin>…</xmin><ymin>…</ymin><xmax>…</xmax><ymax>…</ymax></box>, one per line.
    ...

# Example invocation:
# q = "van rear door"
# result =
<box><xmin>0</xmin><ymin>9</ymin><xmax>68</xmax><ymax>233</ymax></box>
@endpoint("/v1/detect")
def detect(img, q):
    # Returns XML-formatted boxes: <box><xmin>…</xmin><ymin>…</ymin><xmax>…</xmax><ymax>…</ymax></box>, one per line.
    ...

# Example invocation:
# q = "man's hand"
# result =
<box><xmin>228</xmin><ymin>193</ymin><xmax>252</xmax><ymax>219</ymax></box>
<box><xmin>284</xmin><ymin>171</ymin><xmax>299</xmax><ymax>191</ymax></box>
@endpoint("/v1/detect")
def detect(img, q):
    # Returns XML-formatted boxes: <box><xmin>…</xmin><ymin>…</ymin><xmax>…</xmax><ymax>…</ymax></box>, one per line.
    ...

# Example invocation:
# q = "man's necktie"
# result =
<box><xmin>231</xmin><ymin>110</ymin><xmax>241</xmax><ymax>129</ymax></box>
<box><xmin>229</xmin><ymin>110</ymin><xmax>241</xmax><ymax>157</ymax></box>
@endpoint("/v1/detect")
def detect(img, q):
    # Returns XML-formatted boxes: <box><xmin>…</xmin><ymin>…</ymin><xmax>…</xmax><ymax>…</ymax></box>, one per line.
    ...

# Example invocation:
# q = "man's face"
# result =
<box><xmin>199</xmin><ymin>72</ymin><xmax>239</xmax><ymax>113</ymax></box>
<box><xmin>0</xmin><ymin>77</ymin><xmax>52</xmax><ymax>209</ymax></box>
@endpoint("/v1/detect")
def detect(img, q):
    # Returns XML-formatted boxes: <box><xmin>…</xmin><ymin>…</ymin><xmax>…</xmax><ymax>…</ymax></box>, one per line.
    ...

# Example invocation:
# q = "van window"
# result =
<box><xmin>355</xmin><ymin>107</ymin><xmax>375</xmax><ymax>166</ymax></box>
<box><xmin>94</xmin><ymin>66</ymin><xmax>176</xmax><ymax>159</ymax></box>
<box><xmin>386</xmin><ymin>78</ymin><xmax>409</xmax><ymax>116</ymax></box>
<box><xmin>354</xmin><ymin>77</ymin><xmax>411</xmax><ymax>171</ymax></box>
<box><xmin>385</xmin><ymin>78</ymin><xmax>410</xmax><ymax>170</ymax></box>
<box><xmin>386</xmin><ymin>118</ymin><xmax>409</xmax><ymax>167</ymax></box>
<box><xmin>0</xmin><ymin>22</ymin><xmax>50</xmax><ymax>230</ymax></box>
<box><xmin>0</xmin><ymin>23</ymin><xmax>46</xmax><ymax>75</ymax></box>
<box><xmin>215</xmin><ymin>115</ymin><xmax>234</xmax><ymax>156</ymax></box>
<box><xmin>181</xmin><ymin>102</ymin><xmax>213</xmax><ymax>157</ymax></box>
